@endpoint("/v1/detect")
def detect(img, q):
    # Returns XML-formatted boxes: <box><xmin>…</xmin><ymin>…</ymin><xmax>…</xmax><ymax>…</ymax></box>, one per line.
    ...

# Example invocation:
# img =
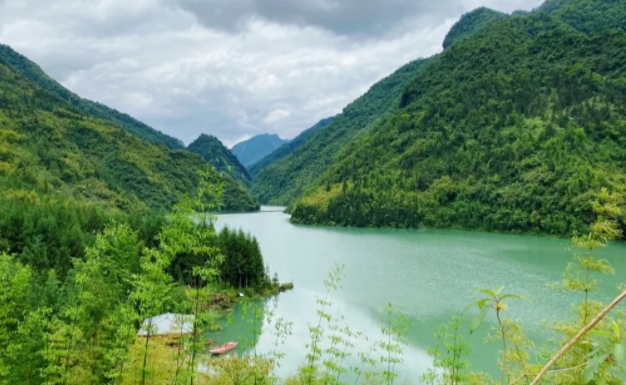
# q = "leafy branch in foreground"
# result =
<box><xmin>466</xmin><ymin>287</ymin><xmax>529</xmax><ymax>385</ymax></box>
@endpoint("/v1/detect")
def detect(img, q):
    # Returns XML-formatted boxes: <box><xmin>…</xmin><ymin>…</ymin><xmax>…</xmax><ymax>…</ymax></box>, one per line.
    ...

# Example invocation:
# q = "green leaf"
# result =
<box><xmin>589</xmin><ymin>330</ymin><xmax>614</xmax><ymax>339</ymax></box>
<box><xmin>612</xmin><ymin>321</ymin><xmax>621</xmax><ymax>339</ymax></box>
<box><xmin>613</xmin><ymin>343</ymin><xmax>625</xmax><ymax>363</ymax></box>
<box><xmin>463</xmin><ymin>299</ymin><xmax>489</xmax><ymax>312</ymax></box>
<box><xmin>470</xmin><ymin>307</ymin><xmax>488</xmax><ymax>334</ymax></box>
<box><xmin>499</xmin><ymin>293</ymin><xmax>531</xmax><ymax>301</ymax></box>
<box><xmin>583</xmin><ymin>360</ymin><xmax>600</xmax><ymax>383</ymax></box>
<box><xmin>478</xmin><ymin>289</ymin><xmax>496</xmax><ymax>298</ymax></box>
<box><xmin>493</xmin><ymin>286</ymin><xmax>505</xmax><ymax>296</ymax></box>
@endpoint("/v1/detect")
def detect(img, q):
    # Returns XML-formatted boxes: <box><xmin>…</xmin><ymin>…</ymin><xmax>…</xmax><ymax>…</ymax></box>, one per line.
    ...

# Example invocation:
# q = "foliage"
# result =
<box><xmin>538</xmin><ymin>0</ymin><xmax>626</xmax><ymax>34</ymax></box>
<box><xmin>0</xmin><ymin>59</ymin><xmax>250</xmax><ymax>213</ymax></box>
<box><xmin>217</xmin><ymin>227</ymin><xmax>270</xmax><ymax>289</ymax></box>
<box><xmin>466</xmin><ymin>287</ymin><xmax>529</xmax><ymax>385</ymax></box>
<box><xmin>442</xmin><ymin>7</ymin><xmax>508</xmax><ymax>49</ymax></box>
<box><xmin>188</xmin><ymin>134</ymin><xmax>252</xmax><ymax>185</ymax></box>
<box><xmin>421</xmin><ymin>316</ymin><xmax>472</xmax><ymax>385</ymax></box>
<box><xmin>0</xmin><ymin>166</ymin><xmax>270</xmax><ymax>384</ymax></box>
<box><xmin>248</xmin><ymin>118</ymin><xmax>334</xmax><ymax>180</ymax></box>
<box><xmin>291</xmin><ymin>8</ymin><xmax>626</xmax><ymax>236</ymax></box>
<box><xmin>0</xmin><ymin>47</ymin><xmax>258</xmax><ymax>213</ymax></box>
<box><xmin>231</xmin><ymin>134</ymin><xmax>290</xmax><ymax>168</ymax></box>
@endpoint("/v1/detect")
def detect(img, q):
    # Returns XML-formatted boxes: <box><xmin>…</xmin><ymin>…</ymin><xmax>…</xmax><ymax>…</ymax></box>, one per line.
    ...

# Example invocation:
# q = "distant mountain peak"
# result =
<box><xmin>231</xmin><ymin>133</ymin><xmax>290</xmax><ymax>167</ymax></box>
<box><xmin>187</xmin><ymin>134</ymin><xmax>251</xmax><ymax>183</ymax></box>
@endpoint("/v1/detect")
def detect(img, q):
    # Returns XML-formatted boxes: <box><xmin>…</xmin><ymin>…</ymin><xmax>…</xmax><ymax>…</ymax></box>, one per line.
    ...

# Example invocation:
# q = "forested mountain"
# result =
<box><xmin>0</xmin><ymin>47</ymin><xmax>259</xmax><ymax>212</ymax></box>
<box><xmin>248</xmin><ymin>117</ymin><xmax>334</xmax><ymax>180</ymax></box>
<box><xmin>231</xmin><ymin>133</ymin><xmax>290</xmax><ymax>167</ymax></box>
<box><xmin>290</xmin><ymin>1</ymin><xmax>626</xmax><ymax>236</ymax></box>
<box><xmin>538</xmin><ymin>0</ymin><xmax>626</xmax><ymax>33</ymax></box>
<box><xmin>442</xmin><ymin>7</ymin><xmax>508</xmax><ymax>49</ymax></box>
<box><xmin>187</xmin><ymin>134</ymin><xmax>252</xmax><ymax>185</ymax></box>
<box><xmin>0</xmin><ymin>44</ymin><xmax>183</xmax><ymax>150</ymax></box>
<box><xmin>251</xmin><ymin>59</ymin><xmax>431</xmax><ymax>204</ymax></box>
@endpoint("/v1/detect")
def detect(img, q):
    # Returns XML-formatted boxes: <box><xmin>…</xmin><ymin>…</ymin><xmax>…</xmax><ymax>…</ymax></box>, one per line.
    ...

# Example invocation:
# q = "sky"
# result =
<box><xmin>0</xmin><ymin>0</ymin><xmax>545</xmax><ymax>147</ymax></box>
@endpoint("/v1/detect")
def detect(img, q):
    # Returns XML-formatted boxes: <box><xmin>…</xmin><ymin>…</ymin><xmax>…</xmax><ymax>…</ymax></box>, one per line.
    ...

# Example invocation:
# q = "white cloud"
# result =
<box><xmin>0</xmin><ymin>0</ymin><xmax>546</xmax><ymax>145</ymax></box>
<box><xmin>264</xmin><ymin>109</ymin><xmax>291</xmax><ymax>123</ymax></box>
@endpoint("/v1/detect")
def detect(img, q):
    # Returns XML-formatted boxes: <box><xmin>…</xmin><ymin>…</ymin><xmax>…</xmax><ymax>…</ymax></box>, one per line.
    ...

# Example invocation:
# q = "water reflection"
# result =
<box><xmin>209</xmin><ymin>290</ymin><xmax>435</xmax><ymax>383</ymax></box>
<box><xmin>214</xmin><ymin>209</ymin><xmax>626</xmax><ymax>381</ymax></box>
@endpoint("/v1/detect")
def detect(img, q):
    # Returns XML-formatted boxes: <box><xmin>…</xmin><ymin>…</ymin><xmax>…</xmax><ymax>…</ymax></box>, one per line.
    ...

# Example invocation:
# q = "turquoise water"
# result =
<box><xmin>210</xmin><ymin>209</ymin><xmax>626</xmax><ymax>381</ymax></box>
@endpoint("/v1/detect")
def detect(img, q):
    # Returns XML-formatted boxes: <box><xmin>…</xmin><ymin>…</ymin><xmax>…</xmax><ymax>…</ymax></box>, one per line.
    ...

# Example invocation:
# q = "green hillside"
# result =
<box><xmin>251</xmin><ymin>59</ymin><xmax>431</xmax><ymax>204</ymax></box>
<box><xmin>538</xmin><ymin>0</ymin><xmax>626</xmax><ymax>33</ymax></box>
<box><xmin>231</xmin><ymin>133</ymin><xmax>290</xmax><ymax>167</ymax></box>
<box><xmin>290</xmin><ymin>6</ymin><xmax>626</xmax><ymax>236</ymax></box>
<box><xmin>0</xmin><ymin>50</ymin><xmax>259</xmax><ymax>212</ymax></box>
<box><xmin>0</xmin><ymin>44</ymin><xmax>184</xmax><ymax>150</ymax></box>
<box><xmin>187</xmin><ymin>134</ymin><xmax>252</xmax><ymax>186</ymax></box>
<box><xmin>248</xmin><ymin>117</ymin><xmax>334</xmax><ymax>180</ymax></box>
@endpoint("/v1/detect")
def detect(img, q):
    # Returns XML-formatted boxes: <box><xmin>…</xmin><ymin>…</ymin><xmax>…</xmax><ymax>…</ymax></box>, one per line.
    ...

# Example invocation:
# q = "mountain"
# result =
<box><xmin>187</xmin><ymin>134</ymin><xmax>252</xmax><ymax>185</ymax></box>
<box><xmin>248</xmin><ymin>117</ymin><xmax>334</xmax><ymax>180</ymax></box>
<box><xmin>0</xmin><ymin>46</ymin><xmax>259</xmax><ymax>212</ymax></box>
<box><xmin>442</xmin><ymin>7</ymin><xmax>508</xmax><ymax>49</ymax></box>
<box><xmin>0</xmin><ymin>44</ymin><xmax>183</xmax><ymax>150</ymax></box>
<box><xmin>251</xmin><ymin>58</ymin><xmax>432</xmax><ymax>204</ymax></box>
<box><xmin>537</xmin><ymin>0</ymin><xmax>626</xmax><ymax>33</ymax></box>
<box><xmin>289</xmin><ymin>1</ymin><xmax>626</xmax><ymax>236</ymax></box>
<box><xmin>231</xmin><ymin>134</ymin><xmax>290</xmax><ymax>167</ymax></box>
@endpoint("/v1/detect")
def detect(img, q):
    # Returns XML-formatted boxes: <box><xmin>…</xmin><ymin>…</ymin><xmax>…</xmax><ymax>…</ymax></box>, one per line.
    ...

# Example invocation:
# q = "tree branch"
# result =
<box><xmin>509</xmin><ymin>362</ymin><xmax>587</xmax><ymax>385</ymax></box>
<box><xmin>529</xmin><ymin>289</ymin><xmax>626</xmax><ymax>385</ymax></box>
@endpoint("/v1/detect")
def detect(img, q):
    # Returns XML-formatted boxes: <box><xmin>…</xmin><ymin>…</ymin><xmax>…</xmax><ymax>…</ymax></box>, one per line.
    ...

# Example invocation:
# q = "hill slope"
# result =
<box><xmin>251</xmin><ymin>59</ymin><xmax>431</xmax><ymax>204</ymax></box>
<box><xmin>290</xmin><ymin>6</ymin><xmax>626</xmax><ymax>236</ymax></box>
<box><xmin>0</xmin><ymin>49</ymin><xmax>259</xmax><ymax>212</ymax></box>
<box><xmin>248</xmin><ymin>117</ymin><xmax>334</xmax><ymax>180</ymax></box>
<box><xmin>231</xmin><ymin>134</ymin><xmax>290</xmax><ymax>167</ymax></box>
<box><xmin>187</xmin><ymin>134</ymin><xmax>252</xmax><ymax>185</ymax></box>
<box><xmin>538</xmin><ymin>0</ymin><xmax>626</xmax><ymax>33</ymax></box>
<box><xmin>0</xmin><ymin>44</ymin><xmax>183</xmax><ymax>150</ymax></box>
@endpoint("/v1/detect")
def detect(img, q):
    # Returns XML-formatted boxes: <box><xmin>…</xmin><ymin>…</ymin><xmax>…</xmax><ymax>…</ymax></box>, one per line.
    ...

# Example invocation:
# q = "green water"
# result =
<box><xmin>211</xmin><ymin>208</ymin><xmax>626</xmax><ymax>381</ymax></box>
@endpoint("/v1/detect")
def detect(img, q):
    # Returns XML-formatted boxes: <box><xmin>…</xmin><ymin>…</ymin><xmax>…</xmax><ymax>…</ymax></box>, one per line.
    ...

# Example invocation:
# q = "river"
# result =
<box><xmin>211</xmin><ymin>207</ymin><xmax>626</xmax><ymax>382</ymax></box>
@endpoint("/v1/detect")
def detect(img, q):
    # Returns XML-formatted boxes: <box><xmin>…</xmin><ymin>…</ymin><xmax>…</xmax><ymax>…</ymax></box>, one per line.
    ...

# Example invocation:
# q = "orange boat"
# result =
<box><xmin>209</xmin><ymin>341</ymin><xmax>237</xmax><ymax>355</ymax></box>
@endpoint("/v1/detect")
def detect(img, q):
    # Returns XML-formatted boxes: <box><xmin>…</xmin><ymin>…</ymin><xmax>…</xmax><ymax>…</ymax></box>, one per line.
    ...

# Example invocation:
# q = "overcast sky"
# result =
<box><xmin>0</xmin><ymin>0</ymin><xmax>544</xmax><ymax>147</ymax></box>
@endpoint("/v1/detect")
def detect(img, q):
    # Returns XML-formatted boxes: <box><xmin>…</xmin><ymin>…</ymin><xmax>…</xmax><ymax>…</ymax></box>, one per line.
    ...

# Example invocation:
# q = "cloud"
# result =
<box><xmin>173</xmin><ymin>0</ymin><xmax>545</xmax><ymax>39</ymax></box>
<box><xmin>264</xmin><ymin>109</ymin><xmax>291</xmax><ymax>123</ymax></box>
<box><xmin>173</xmin><ymin>0</ymin><xmax>450</xmax><ymax>38</ymax></box>
<box><xmin>0</xmin><ymin>0</ymin><xmax>546</xmax><ymax>146</ymax></box>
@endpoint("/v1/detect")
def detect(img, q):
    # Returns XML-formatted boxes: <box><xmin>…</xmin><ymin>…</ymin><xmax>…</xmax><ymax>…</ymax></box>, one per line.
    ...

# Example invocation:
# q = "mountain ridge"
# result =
<box><xmin>0</xmin><ymin>44</ymin><xmax>184</xmax><ymax>150</ymax></box>
<box><xmin>231</xmin><ymin>133</ymin><xmax>290</xmax><ymax>167</ymax></box>
<box><xmin>251</xmin><ymin>58</ymin><xmax>432</xmax><ymax>204</ymax></box>
<box><xmin>248</xmin><ymin>117</ymin><xmax>334</xmax><ymax>180</ymax></box>
<box><xmin>0</xmin><ymin>46</ymin><xmax>259</xmax><ymax>212</ymax></box>
<box><xmin>289</xmin><ymin>3</ymin><xmax>626</xmax><ymax>236</ymax></box>
<box><xmin>187</xmin><ymin>134</ymin><xmax>252</xmax><ymax>186</ymax></box>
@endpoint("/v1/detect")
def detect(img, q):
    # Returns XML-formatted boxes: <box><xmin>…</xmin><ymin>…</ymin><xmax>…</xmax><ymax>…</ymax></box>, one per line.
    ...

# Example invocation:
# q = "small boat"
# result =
<box><xmin>210</xmin><ymin>341</ymin><xmax>238</xmax><ymax>355</ymax></box>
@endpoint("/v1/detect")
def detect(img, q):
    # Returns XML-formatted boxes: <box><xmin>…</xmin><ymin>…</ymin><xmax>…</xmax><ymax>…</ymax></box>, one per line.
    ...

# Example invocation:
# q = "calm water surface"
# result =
<box><xmin>211</xmin><ymin>207</ymin><xmax>626</xmax><ymax>381</ymax></box>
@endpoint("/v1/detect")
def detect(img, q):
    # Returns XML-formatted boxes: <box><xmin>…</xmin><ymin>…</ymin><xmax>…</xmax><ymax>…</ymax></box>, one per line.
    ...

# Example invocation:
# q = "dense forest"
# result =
<box><xmin>188</xmin><ymin>134</ymin><xmax>253</xmax><ymax>186</ymax></box>
<box><xmin>251</xmin><ymin>59</ymin><xmax>431</xmax><ymax>204</ymax></box>
<box><xmin>231</xmin><ymin>134</ymin><xmax>290</xmax><ymax>167</ymax></box>
<box><xmin>0</xmin><ymin>167</ymin><xmax>276</xmax><ymax>385</ymax></box>
<box><xmin>287</xmin><ymin>0</ymin><xmax>626</xmax><ymax>237</ymax></box>
<box><xmin>442</xmin><ymin>7</ymin><xmax>508</xmax><ymax>49</ymax></box>
<box><xmin>248</xmin><ymin>117</ymin><xmax>334</xmax><ymax>180</ymax></box>
<box><xmin>0</xmin><ymin>45</ymin><xmax>259</xmax><ymax>213</ymax></box>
